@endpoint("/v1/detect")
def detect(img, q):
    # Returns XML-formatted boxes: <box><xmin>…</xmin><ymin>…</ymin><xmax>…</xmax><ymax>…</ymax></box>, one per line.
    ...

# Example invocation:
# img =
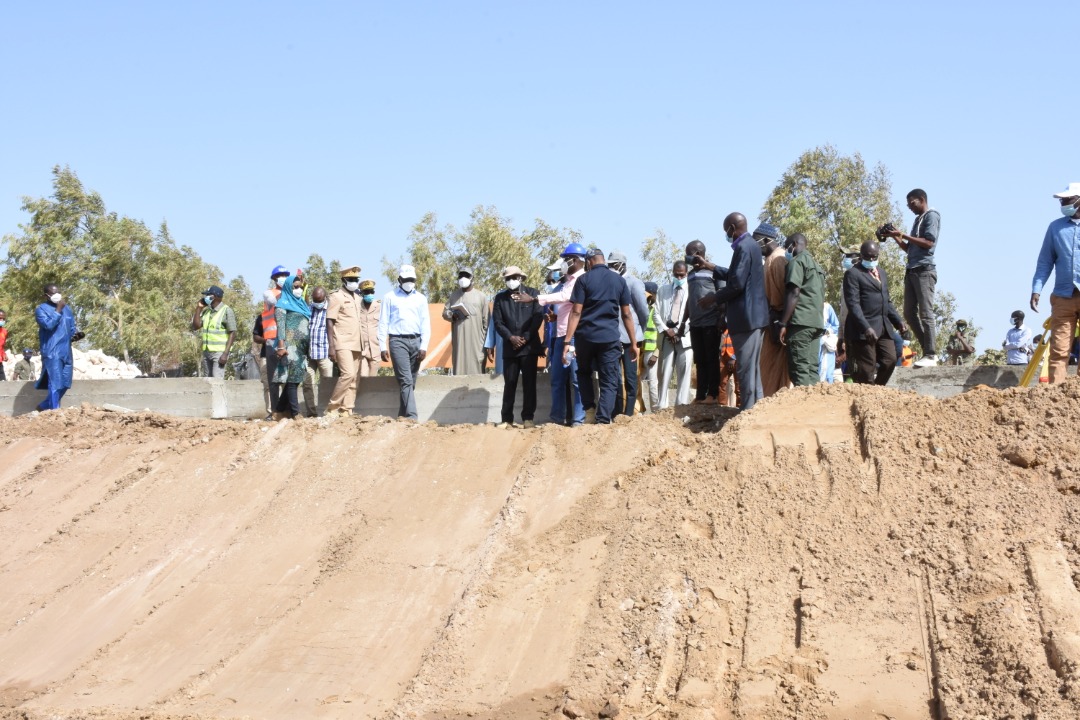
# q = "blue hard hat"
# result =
<box><xmin>270</xmin><ymin>264</ymin><xmax>289</xmax><ymax>277</ymax></box>
<box><xmin>560</xmin><ymin>242</ymin><xmax>587</xmax><ymax>258</ymax></box>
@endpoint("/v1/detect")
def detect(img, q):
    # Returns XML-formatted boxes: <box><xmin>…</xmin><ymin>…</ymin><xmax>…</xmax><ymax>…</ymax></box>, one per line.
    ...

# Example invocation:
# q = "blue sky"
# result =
<box><xmin>1</xmin><ymin>1</ymin><xmax>1073</xmax><ymax>352</ymax></box>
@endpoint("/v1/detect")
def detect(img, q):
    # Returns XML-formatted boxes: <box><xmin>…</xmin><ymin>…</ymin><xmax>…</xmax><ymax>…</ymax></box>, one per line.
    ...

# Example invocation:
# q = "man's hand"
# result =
<box><xmin>56</xmin><ymin>299</ymin><xmax>67</xmax><ymax>312</ymax></box>
<box><xmin>71</xmin><ymin>331</ymin><xmax>85</xmax><ymax>342</ymax></box>
<box><xmin>276</xmin><ymin>347</ymin><xmax>287</xmax><ymax>358</ymax></box>
<box><xmin>897</xmin><ymin>324</ymin><xmax>907</xmax><ymax>336</ymax></box>
<box><xmin>1030</xmin><ymin>293</ymin><xmax>1040</xmax><ymax>313</ymax></box>
<box><xmin>628</xmin><ymin>343</ymin><xmax>639</xmax><ymax>362</ymax></box>
<box><xmin>864</xmin><ymin>328</ymin><xmax>878</xmax><ymax>342</ymax></box>
<box><xmin>664</xmin><ymin>328</ymin><xmax>678</xmax><ymax>341</ymax></box>
<box><xmin>510</xmin><ymin>336</ymin><xmax>525</xmax><ymax>349</ymax></box>
<box><xmin>885</xmin><ymin>228</ymin><xmax>903</xmax><ymax>240</ymax></box>
<box><xmin>197</xmin><ymin>299</ymin><xmax>207</xmax><ymax>310</ymax></box>
<box><xmin>418</xmin><ymin>349</ymin><xmax>427</xmax><ymax>361</ymax></box>
<box><xmin>381</xmin><ymin>350</ymin><xmax>390</xmax><ymax>363</ymax></box>
<box><xmin>697</xmin><ymin>294</ymin><xmax>717</xmax><ymax>310</ymax></box>
<box><xmin>779</xmin><ymin>326</ymin><xmax>788</xmax><ymax>345</ymax></box>
<box><xmin>218</xmin><ymin>352</ymin><xmax>228</xmax><ymax>368</ymax></box>
<box><xmin>513</xmin><ymin>293</ymin><xmax>535</xmax><ymax>304</ymax></box>
<box><xmin>647</xmin><ymin>354</ymin><xmax>658</xmax><ymax>368</ymax></box>
<box><xmin>485</xmin><ymin>348</ymin><xmax>495</xmax><ymax>364</ymax></box>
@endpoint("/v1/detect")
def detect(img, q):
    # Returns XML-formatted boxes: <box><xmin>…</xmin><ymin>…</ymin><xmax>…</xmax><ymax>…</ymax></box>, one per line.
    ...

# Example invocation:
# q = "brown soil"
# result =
<box><xmin>2</xmin><ymin>380</ymin><xmax>1080</xmax><ymax>720</ymax></box>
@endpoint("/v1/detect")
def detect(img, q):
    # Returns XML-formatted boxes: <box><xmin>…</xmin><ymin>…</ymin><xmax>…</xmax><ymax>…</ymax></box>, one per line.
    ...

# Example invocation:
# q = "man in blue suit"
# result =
<box><xmin>699</xmin><ymin>213</ymin><xmax>770</xmax><ymax>410</ymax></box>
<box><xmin>35</xmin><ymin>283</ymin><xmax>84</xmax><ymax>411</ymax></box>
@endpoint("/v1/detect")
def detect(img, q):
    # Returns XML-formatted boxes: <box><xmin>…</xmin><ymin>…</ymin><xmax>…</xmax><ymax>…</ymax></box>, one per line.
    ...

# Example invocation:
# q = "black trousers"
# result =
<box><xmin>575</xmin><ymin>338</ymin><xmax>622</xmax><ymax>424</ymax></box>
<box><xmin>689</xmin><ymin>326</ymin><xmax>721</xmax><ymax>400</ymax></box>
<box><xmin>274</xmin><ymin>382</ymin><xmax>301</xmax><ymax>416</ymax></box>
<box><xmin>501</xmin><ymin>354</ymin><xmax>538</xmax><ymax>423</ymax></box>
<box><xmin>613</xmin><ymin>342</ymin><xmax>638</xmax><ymax>416</ymax></box>
<box><xmin>851</xmin><ymin>332</ymin><xmax>897</xmax><ymax>385</ymax></box>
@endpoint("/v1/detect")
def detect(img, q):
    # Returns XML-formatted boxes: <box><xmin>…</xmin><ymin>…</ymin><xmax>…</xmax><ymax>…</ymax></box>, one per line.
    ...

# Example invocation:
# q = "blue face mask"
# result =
<box><xmin>673</xmin><ymin>277</ymin><xmax>686</xmax><ymax>288</ymax></box>
<box><xmin>862</xmin><ymin>259</ymin><xmax>879</xmax><ymax>270</ymax></box>
<box><xmin>1062</xmin><ymin>203</ymin><xmax>1078</xmax><ymax>218</ymax></box>
<box><xmin>551</xmin><ymin>271</ymin><xmax>562</xmax><ymax>282</ymax></box>
<box><xmin>842</xmin><ymin>258</ymin><xmax>854</xmax><ymax>270</ymax></box>
<box><xmin>362</xmin><ymin>293</ymin><xmax>375</xmax><ymax>303</ymax></box>
<box><xmin>784</xmin><ymin>250</ymin><xmax>793</xmax><ymax>260</ymax></box>
<box><xmin>312</xmin><ymin>301</ymin><xmax>327</xmax><ymax>310</ymax></box>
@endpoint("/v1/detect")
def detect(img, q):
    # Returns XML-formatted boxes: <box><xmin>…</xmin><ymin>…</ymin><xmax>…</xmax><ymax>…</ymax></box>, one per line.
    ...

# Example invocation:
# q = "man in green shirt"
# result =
<box><xmin>778</xmin><ymin>233</ymin><xmax>826</xmax><ymax>386</ymax></box>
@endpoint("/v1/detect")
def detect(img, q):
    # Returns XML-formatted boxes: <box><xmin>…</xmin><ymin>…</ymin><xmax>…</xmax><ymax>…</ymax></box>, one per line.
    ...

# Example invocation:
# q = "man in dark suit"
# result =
<box><xmin>494</xmin><ymin>265</ymin><xmax>545</xmax><ymax>427</ymax></box>
<box><xmin>842</xmin><ymin>241</ymin><xmax>907</xmax><ymax>385</ymax></box>
<box><xmin>700</xmin><ymin>212</ymin><xmax>770</xmax><ymax>410</ymax></box>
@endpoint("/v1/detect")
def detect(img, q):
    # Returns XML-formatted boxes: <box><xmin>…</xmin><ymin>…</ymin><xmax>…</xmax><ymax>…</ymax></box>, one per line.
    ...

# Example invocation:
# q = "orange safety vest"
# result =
<box><xmin>262</xmin><ymin>288</ymin><xmax>281</xmax><ymax>343</ymax></box>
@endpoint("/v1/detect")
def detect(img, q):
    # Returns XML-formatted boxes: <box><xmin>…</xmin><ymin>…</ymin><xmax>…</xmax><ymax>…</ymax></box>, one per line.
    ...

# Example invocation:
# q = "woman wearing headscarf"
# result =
<box><xmin>271</xmin><ymin>271</ymin><xmax>312</xmax><ymax>419</ymax></box>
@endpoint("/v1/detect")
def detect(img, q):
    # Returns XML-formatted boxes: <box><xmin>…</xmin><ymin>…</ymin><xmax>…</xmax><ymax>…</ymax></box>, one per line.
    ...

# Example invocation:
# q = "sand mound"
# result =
<box><xmin>2</xmin><ymin>380</ymin><xmax>1080</xmax><ymax>719</ymax></box>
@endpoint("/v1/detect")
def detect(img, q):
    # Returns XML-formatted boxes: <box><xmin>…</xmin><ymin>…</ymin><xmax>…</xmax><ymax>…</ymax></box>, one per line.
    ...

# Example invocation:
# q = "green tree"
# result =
<box><xmin>383</xmin><ymin>207</ymin><xmax>580</xmax><ymax>303</ymax></box>
<box><xmin>0</xmin><ymin>166</ymin><xmax>253</xmax><ymax>375</ymax></box>
<box><xmin>760</xmin><ymin>145</ymin><xmax>907</xmax><ymax>308</ymax></box>
<box><xmin>302</xmin><ymin>253</ymin><xmax>343</xmax><ymax>297</ymax></box>
<box><xmin>976</xmin><ymin>348</ymin><xmax>1006</xmax><ymax>366</ymax></box>
<box><xmin>639</xmin><ymin>228</ymin><xmax>681</xmax><ymax>284</ymax></box>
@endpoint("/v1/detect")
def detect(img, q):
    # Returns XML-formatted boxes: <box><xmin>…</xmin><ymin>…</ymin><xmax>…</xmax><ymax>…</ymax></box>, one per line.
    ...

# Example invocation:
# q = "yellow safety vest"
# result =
<box><xmin>201</xmin><ymin>304</ymin><xmax>231</xmax><ymax>352</ymax></box>
<box><xmin>643</xmin><ymin>307</ymin><xmax>658</xmax><ymax>353</ymax></box>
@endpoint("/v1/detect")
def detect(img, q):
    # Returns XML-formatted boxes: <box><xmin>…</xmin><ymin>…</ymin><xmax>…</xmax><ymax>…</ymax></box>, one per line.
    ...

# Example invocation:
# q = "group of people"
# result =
<box><xmin>18</xmin><ymin>182</ymin><xmax>1080</xmax><ymax>416</ymax></box>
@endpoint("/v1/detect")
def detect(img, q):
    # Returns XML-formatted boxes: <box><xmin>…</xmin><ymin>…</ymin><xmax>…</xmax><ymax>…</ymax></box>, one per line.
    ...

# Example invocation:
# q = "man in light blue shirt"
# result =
<box><xmin>1002</xmin><ymin>310</ymin><xmax>1033</xmax><ymax>366</ymax></box>
<box><xmin>378</xmin><ymin>264</ymin><xmax>431</xmax><ymax>419</ymax></box>
<box><xmin>1030</xmin><ymin>182</ymin><xmax>1080</xmax><ymax>383</ymax></box>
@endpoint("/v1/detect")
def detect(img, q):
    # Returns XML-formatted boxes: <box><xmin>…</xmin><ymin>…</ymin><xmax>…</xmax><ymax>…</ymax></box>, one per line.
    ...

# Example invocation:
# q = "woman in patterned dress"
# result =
<box><xmin>272</xmin><ymin>272</ymin><xmax>311</xmax><ymax>419</ymax></box>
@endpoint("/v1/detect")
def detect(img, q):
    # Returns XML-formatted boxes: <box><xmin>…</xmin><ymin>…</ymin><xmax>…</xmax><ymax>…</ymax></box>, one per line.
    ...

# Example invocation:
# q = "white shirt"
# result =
<box><xmin>1003</xmin><ymin>324</ymin><xmax>1033</xmax><ymax>365</ymax></box>
<box><xmin>377</xmin><ymin>286</ymin><xmax>431</xmax><ymax>352</ymax></box>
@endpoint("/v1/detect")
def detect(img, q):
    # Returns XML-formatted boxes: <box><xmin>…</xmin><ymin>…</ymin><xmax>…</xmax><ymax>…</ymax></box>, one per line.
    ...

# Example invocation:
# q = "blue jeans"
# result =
<box><xmin>575</xmin><ymin>338</ymin><xmax>622</xmax><ymax>424</ymax></box>
<box><xmin>549</xmin><ymin>336</ymin><xmax>585</xmax><ymax>425</ymax></box>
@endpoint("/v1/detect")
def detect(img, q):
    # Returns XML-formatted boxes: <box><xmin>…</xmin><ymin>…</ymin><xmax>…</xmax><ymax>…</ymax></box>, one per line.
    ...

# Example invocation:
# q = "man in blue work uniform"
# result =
<box><xmin>35</xmin><ymin>283</ymin><xmax>84</xmax><ymax>411</ymax></box>
<box><xmin>561</xmin><ymin>249</ymin><xmax>638</xmax><ymax>425</ymax></box>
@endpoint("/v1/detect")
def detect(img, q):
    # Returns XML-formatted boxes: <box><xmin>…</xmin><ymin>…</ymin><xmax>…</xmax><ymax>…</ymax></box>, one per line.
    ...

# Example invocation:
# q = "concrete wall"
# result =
<box><xmin>0</xmin><ymin>365</ymin><xmax>1068</xmax><ymax>422</ymax></box>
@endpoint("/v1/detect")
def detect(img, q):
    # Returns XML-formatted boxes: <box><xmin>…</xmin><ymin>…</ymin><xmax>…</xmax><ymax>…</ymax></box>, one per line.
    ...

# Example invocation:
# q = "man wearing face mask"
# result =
<box><xmin>326</xmin><ymin>265</ymin><xmax>366</xmax><ymax>416</ymax></box>
<box><xmin>190</xmin><ymin>285</ymin><xmax>236</xmax><ymax>378</ymax></box>
<box><xmin>357</xmin><ymin>280</ymin><xmax>382</xmax><ymax>377</ymax></box>
<box><xmin>1031</xmin><ymin>183</ymin><xmax>1080</xmax><ymax>383</ymax></box>
<box><xmin>441</xmin><ymin>267</ymin><xmax>489</xmax><ymax>376</ymax></box>
<box><xmin>944</xmin><ymin>319</ymin><xmax>976</xmax><ymax>366</ymax></box>
<box><xmin>514</xmin><ymin>244</ymin><xmax>589</xmax><ymax>427</ymax></box>
<box><xmin>34</xmin><ymin>283</ymin><xmax>84</xmax><ymax>411</ymax></box>
<box><xmin>655</xmin><ymin>260</ymin><xmax>693</xmax><ymax>407</ymax></box>
<box><xmin>843</xmin><ymin>241</ymin><xmax>906</xmax><ymax>385</ymax></box>
<box><xmin>302</xmin><ymin>286</ymin><xmax>333</xmax><ymax>417</ymax></box>
<box><xmin>1002</xmin><ymin>310</ymin><xmax>1033</xmax><ymax>366</ymax></box>
<box><xmin>492</xmin><ymin>266</ymin><xmax>544</xmax><ymax>427</ymax></box>
<box><xmin>756</xmin><ymin>222</ymin><xmax>791</xmax><ymax>397</ymax></box>
<box><xmin>261</xmin><ymin>265</ymin><xmax>289</xmax><ymax>398</ymax></box>
<box><xmin>378</xmin><ymin>265</ymin><xmax>431</xmax><ymax>420</ymax></box>
<box><xmin>699</xmin><ymin>213</ymin><xmax>769</xmax><ymax>411</ymax></box>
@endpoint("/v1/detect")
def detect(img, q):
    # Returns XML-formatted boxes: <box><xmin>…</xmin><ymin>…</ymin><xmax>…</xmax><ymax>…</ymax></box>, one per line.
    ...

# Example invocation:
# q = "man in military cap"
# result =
<box><xmin>326</xmin><ymin>265</ymin><xmax>365</xmax><ymax>415</ymax></box>
<box><xmin>357</xmin><ymin>279</ymin><xmax>381</xmax><ymax>377</ymax></box>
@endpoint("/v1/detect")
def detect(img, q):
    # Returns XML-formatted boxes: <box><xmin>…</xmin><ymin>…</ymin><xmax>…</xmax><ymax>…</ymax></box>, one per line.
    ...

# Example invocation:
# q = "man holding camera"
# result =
<box><xmin>684</xmin><ymin>240</ymin><xmax>725</xmax><ymax>404</ymax></box>
<box><xmin>882</xmin><ymin>188</ymin><xmax>940</xmax><ymax>367</ymax></box>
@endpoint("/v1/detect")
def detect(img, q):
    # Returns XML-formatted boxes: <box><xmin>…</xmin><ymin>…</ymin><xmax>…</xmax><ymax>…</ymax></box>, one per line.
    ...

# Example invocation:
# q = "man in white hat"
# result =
<box><xmin>378</xmin><ymin>264</ymin><xmax>430</xmax><ymax>419</ymax></box>
<box><xmin>491</xmin><ymin>266</ymin><xmax>544</xmax><ymax>427</ymax></box>
<box><xmin>1031</xmin><ymin>182</ymin><xmax>1080</xmax><ymax>383</ymax></box>
<box><xmin>325</xmin><ymin>265</ymin><xmax>365</xmax><ymax>415</ymax></box>
<box><xmin>441</xmin><ymin>266</ymin><xmax>488</xmax><ymax>375</ymax></box>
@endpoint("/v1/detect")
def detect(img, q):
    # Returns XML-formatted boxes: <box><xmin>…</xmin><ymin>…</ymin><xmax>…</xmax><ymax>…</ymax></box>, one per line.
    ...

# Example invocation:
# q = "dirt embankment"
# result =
<box><xmin>2</xmin><ymin>380</ymin><xmax>1080</xmax><ymax>720</ymax></box>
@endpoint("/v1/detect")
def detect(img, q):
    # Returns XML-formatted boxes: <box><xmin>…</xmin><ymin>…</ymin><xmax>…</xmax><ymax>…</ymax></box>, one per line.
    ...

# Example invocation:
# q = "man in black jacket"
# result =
<box><xmin>842</xmin><ymin>241</ymin><xmax>907</xmax><ymax>385</ymax></box>
<box><xmin>494</xmin><ymin>266</ymin><xmax>545</xmax><ymax>427</ymax></box>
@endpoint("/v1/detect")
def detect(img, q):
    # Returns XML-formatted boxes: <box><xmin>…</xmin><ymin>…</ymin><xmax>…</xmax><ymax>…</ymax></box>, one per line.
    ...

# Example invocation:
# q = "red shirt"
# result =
<box><xmin>0</xmin><ymin>327</ymin><xmax>7</xmax><ymax>357</ymax></box>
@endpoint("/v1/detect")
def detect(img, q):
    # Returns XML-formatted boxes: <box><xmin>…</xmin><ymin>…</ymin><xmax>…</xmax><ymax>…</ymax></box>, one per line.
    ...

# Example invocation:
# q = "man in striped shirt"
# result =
<box><xmin>302</xmin><ymin>286</ymin><xmax>334</xmax><ymax>416</ymax></box>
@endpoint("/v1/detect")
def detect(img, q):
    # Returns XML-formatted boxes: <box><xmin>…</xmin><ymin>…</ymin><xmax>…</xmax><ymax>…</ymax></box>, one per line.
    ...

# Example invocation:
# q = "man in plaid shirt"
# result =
<box><xmin>302</xmin><ymin>286</ymin><xmax>334</xmax><ymax>416</ymax></box>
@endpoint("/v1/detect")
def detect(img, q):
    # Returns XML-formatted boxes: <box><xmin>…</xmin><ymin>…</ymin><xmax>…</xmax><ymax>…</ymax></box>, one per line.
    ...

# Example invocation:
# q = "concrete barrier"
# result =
<box><xmin>0</xmin><ymin>365</ymin><xmax>1070</xmax><ymax>422</ymax></box>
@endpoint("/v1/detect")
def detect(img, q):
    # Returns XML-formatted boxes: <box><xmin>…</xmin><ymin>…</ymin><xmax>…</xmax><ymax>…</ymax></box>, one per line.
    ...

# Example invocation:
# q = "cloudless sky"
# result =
<box><xmin>1</xmin><ymin>1</ymin><xmax>1074</xmax><ymax>352</ymax></box>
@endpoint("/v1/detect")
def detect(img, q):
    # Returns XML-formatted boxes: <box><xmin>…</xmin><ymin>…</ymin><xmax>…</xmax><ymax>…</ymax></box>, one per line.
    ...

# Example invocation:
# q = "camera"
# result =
<box><xmin>875</xmin><ymin>223</ymin><xmax>897</xmax><ymax>241</ymax></box>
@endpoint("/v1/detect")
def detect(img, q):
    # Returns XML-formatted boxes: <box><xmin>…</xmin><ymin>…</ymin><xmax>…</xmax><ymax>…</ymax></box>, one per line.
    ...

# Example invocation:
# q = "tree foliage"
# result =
<box><xmin>383</xmin><ymin>207</ymin><xmax>580</xmax><ymax>303</ymax></box>
<box><xmin>639</xmin><ymin>228</ymin><xmax>681</xmax><ymax>285</ymax></box>
<box><xmin>302</xmin><ymin>253</ymin><xmax>343</xmax><ymax>297</ymax></box>
<box><xmin>0</xmin><ymin>166</ymin><xmax>254</xmax><ymax>375</ymax></box>
<box><xmin>760</xmin><ymin>145</ymin><xmax>908</xmax><ymax>308</ymax></box>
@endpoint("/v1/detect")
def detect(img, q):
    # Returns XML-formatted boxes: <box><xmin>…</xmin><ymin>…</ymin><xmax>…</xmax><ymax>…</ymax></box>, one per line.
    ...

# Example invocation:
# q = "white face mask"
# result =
<box><xmin>505</xmin><ymin>278</ymin><xmax>521</xmax><ymax>291</ymax></box>
<box><xmin>275</xmin><ymin>277</ymin><xmax>286</xmax><ymax>288</ymax></box>
<box><xmin>292</xmin><ymin>287</ymin><xmax>304</xmax><ymax>298</ymax></box>
<box><xmin>50</xmin><ymin>293</ymin><xmax>63</xmax><ymax>303</ymax></box>
<box><xmin>344</xmin><ymin>281</ymin><xmax>359</xmax><ymax>292</ymax></box>
<box><xmin>459</xmin><ymin>277</ymin><xmax>472</xmax><ymax>289</ymax></box>
<box><xmin>400</xmin><ymin>281</ymin><xmax>416</xmax><ymax>293</ymax></box>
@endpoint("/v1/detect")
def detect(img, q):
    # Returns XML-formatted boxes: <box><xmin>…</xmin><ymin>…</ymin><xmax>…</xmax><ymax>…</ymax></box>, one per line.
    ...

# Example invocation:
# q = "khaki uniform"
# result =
<box><xmin>358</xmin><ymin>299</ymin><xmax>381</xmax><ymax>377</ymax></box>
<box><xmin>326</xmin><ymin>288</ymin><xmax>365</xmax><ymax>412</ymax></box>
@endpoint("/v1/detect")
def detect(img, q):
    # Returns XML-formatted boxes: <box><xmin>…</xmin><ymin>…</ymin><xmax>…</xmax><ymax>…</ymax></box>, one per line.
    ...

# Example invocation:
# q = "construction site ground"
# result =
<box><xmin>3</xmin><ymin>380</ymin><xmax>1080</xmax><ymax>720</ymax></box>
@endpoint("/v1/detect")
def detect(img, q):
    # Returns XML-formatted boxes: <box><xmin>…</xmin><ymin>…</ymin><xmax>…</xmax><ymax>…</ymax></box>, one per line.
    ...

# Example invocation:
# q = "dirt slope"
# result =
<box><xmin>2</xmin><ymin>381</ymin><xmax>1080</xmax><ymax>720</ymax></box>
